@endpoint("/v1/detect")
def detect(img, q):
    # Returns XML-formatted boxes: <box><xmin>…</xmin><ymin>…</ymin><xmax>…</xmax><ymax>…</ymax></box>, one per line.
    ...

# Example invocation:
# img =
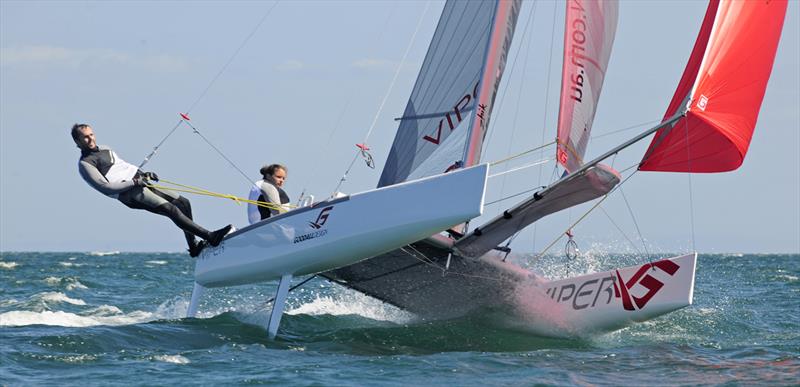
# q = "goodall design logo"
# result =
<box><xmin>614</xmin><ymin>259</ymin><xmax>680</xmax><ymax>311</ymax></box>
<box><xmin>308</xmin><ymin>206</ymin><xmax>334</xmax><ymax>229</ymax></box>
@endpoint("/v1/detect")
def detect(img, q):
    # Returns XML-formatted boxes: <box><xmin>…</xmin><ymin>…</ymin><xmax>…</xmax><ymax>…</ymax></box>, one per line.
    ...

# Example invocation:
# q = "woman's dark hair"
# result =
<box><xmin>260</xmin><ymin>164</ymin><xmax>287</xmax><ymax>178</ymax></box>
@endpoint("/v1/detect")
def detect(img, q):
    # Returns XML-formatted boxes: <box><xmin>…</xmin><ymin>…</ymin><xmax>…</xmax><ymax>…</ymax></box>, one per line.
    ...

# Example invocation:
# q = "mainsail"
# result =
<box><xmin>556</xmin><ymin>0</ymin><xmax>618</xmax><ymax>173</ymax></box>
<box><xmin>378</xmin><ymin>0</ymin><xmax>521</xmax><ymax>187</ymax></box>
<box><xmin>639</xmin><ymin>0</ymin><xmax>788</xmax><ymax>172</ymax></box>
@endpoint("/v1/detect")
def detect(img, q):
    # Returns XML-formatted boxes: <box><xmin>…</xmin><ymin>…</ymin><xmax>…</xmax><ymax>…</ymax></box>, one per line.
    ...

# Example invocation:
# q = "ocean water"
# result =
<box><xmin>1</xmin><ymin>252</ymin><xmax>797</xmax><ymax>386</ymax></box>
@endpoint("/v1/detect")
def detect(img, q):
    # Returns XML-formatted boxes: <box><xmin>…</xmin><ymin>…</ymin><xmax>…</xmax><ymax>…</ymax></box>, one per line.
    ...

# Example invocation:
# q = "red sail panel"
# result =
<box><xmin>556</xmin><ymin>0</ymin><xmax>619</xmax><ymax>173</ymax></box>
<box><xmin>639</xmin><ymin>0</ymin><xmax>787</xmax><ymax>173</ymax></box>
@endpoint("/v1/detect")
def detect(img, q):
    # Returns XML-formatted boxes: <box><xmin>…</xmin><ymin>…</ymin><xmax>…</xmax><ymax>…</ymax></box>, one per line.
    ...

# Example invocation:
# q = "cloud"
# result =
<box><xmin>0</xmin><ymin>45</ymin><xmax>187</xmax><ymax>72</ymax></box>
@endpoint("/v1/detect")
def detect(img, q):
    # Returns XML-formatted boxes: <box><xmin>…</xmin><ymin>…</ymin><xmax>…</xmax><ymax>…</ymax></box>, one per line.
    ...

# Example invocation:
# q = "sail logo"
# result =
<box><xmin>294</xmin><ymin>206</ymin><xmax>334</xmax><ymax>244</ymax></box>
<box><xmin>308</xmin><ymin>206</ymin><xmax>334</xmax><ymax>229</ymax></box>
<box><xmin>567</xmin><ymin>0</ymin><xmax>588</xmax><ymax>104</ymax></box>
<box><xmin>696</xmin><ymin>95</ymin><xmax>709</xmax><ymax>111</ymax></box>
<box><xmin>422</xmin><ymin>82</ymin><xmax>479</xmax><ymax>145</ymax></box>
<box><xmin>613</xmin><ymin>259</ymin><xmax>680</xmax><ymax>311</ymax></box>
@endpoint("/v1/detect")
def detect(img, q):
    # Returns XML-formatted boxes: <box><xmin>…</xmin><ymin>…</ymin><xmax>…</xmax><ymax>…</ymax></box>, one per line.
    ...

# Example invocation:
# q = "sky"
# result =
<box><xmin>1</xmin><ymin>0</ymin><xmax>798</xmax><ymax>254</ymax></box>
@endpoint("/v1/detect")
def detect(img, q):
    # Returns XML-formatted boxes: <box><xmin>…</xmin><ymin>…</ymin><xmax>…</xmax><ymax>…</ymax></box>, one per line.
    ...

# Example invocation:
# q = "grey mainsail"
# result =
<box><xmin>379</xmin><ymin>0</ymin><xmax>521</xmax><ymax>187</ymax></box>
<box><xmin>326</xmin><ymin>0</ymin><xmax>522</xmax><ymax>311</ymax></box>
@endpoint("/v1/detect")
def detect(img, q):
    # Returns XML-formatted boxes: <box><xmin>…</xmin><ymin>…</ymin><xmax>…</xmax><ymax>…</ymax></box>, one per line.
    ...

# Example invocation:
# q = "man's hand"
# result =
<box><xmin>143</xmin><ymin>172</ymin><xmax>159</xmax><ymax>182</ymax></box>
<box><xmin>133</xmin><ymin>175</ymin><xmax>147</xmax><ymax>187</ymax></box>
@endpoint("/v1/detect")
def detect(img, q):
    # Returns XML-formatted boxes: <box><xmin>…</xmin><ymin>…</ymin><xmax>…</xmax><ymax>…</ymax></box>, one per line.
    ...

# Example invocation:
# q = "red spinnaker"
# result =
<box><xmin>639</xmin><ymin>0</ymin><xmax>787</xmax><ymax>173</ymax></box>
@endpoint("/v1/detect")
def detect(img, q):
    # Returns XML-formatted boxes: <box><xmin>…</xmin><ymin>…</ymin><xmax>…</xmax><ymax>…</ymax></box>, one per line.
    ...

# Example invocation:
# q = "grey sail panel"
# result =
<box><xmin>455</xmin><ymin>164</ymin><xmax>620</xmax><ymax>258</ymax></box>
<box><xmin>378</xmin><ymin>1</ymin><xmax>497</xmax><ymax>187</ymax></box>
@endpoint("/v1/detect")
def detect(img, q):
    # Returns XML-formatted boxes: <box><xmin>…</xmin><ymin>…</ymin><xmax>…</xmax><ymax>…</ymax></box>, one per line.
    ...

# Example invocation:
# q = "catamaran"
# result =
<box><xmin>186</xmin><ymin>0</ymin><xmax>787</xmax><ymax>339</ymax></box>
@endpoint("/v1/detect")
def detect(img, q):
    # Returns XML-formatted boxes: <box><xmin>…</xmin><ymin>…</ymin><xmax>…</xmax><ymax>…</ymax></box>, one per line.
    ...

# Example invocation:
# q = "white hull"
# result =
<box><xmin>507</xmin><ymin>253</ymin><xmax>697</xmax><ymax>337</ymax></box>
<box><xmin>194</xmin><ymin>164</ymin><xmax>489</xmax><ymax>288</ymax></box>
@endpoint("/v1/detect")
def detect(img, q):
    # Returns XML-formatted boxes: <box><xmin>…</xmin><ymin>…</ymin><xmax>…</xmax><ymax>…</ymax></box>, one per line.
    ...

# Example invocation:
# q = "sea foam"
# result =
<box><xmin>0</xmin><ymin>261</ymin><xmax>18</xmax><ymax>269</ymax></box>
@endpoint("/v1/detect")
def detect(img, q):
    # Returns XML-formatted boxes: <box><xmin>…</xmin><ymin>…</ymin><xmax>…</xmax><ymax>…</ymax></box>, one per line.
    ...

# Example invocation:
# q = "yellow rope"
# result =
<box><xmin>490</xmin><ymin>140</ymin><xmax>556</xmax><ymax>166</ymax></box>
<box><xmin>149</xmin><ymin>178</ymin><xmax>295</xmax><ymax>212</ymax></box>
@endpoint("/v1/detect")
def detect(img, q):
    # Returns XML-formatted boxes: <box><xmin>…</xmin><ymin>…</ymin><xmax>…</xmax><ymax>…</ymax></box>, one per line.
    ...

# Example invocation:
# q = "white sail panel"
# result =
<box><xmin>556</xmin><ymin>0</ymin><xmax>618</xmax><ymax>173</ymax></box>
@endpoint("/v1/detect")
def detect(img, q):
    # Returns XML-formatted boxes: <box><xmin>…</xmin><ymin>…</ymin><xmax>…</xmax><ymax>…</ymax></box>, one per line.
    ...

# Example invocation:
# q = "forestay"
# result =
<box><xmin>639</xmin><ymin>0</ymin><xmax>788</xmax><ymax>173</ymax></box>
<box><xmin>556</xmin><ymin>0</ymin><xmax>618</xmax><ymax>173</ymax></box>
<box><xmin>379</xmin><ymin>0</ymin><xmax>521</xmax><ymax>187</ymax></box>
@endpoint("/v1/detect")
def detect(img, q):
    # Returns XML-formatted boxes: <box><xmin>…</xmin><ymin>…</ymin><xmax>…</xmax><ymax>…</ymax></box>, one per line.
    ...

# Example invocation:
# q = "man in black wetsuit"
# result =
<box><xmin>247</xmin><ymin>164</ymin><xmax>291</xmax><ymax>224</ymax></box>
<box><xmin>72</xmin><ymin>123</ymin><xmax>231</xmax><ymax>257</ymax></box>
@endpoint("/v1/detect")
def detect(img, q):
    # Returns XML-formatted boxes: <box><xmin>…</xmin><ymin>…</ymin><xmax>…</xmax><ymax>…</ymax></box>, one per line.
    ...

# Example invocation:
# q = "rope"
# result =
<box><xmin>598</xmin><ymin>206</ymin><xmax>644</xmax><ymax>256</ymax></box>
<box><xmin>533</xmin><ymin>2</ymin><xmax>560</xmax><ymax>254</ymax></box>
<box><xmin>618</xmin><ymin>181</ymin><xmax>651</xmax><ymax>258</ymax></box>
<box><xmin>489</xmin><ymin>140</ymin><xmax>556</xmax><ymax>166</ymax></box>
<box><xmin>497</xmin><ymin>0</ymin><xmax>539</xmax><ymax>209</ymax></box>
<box><xmin>180</xmin><ymin>119</ymin><xmax>253</xmax><ymax>186</ymax></box>
<box><xmin>331</xmin><ymin>2</ymin><xmax>430</xmax><ymax>195</ymax></box>
<box><xmin>138</xmin><ymin>119</ymin><xmax>184</xmax><ymax>169</ymax></box>
<box><xmin>361</xmin><ymin>2</ymin><xmax>430</xmax><ymax>145</ymax></box>
<box><xmin>400</xmin><ymin>245</ymin><xmax>505</xmax><ymax>283</ymax></box>
<box><xmin>590</xmin><ymin>119</ymin><xmax>661</xmax><ymax>141</ymax></box>
<box><xmin>533</xmin><ymin>170</ymin><xmax>638</xmax><ymax>262</ymax></box>
<box><xmin>488</xmin><ymin>157</ymin><xmax>551</xmax><ymax>179</ymax></box>
<box><xmin>152</xmin><ymin>178</ymin><xmax>294</xmax><ymax>212</ymax></box>
<box><xmin>139</xmin><ymin>1</ymin><xmax>280</xmax><ymax>168</ymax></box>
<box><xmin>683</xmin><ymin>118</ymin><xmax>697</xmax><ymax>252</ymax></box>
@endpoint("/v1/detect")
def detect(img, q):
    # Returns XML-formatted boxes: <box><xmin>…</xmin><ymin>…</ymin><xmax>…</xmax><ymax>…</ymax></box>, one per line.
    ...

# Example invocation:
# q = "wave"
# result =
<box><xmin>58</xmin><ymin>262</ymin><xmax>85</xmax><ymax>268</ymax></box>
<box><xmin>0</xmin><ymin>261</ymin><xmax>18</xmax><ymax>269</ymax></box>
<box><xmin>42</xmin><ymin>276</ymin><xmax>89</xmax><ymax>290</ymax></box>
<box><xmin>0</xmin><ymin>310</ymin><xmax>151</xmax><ymax>327</ymax></box>
<box><xmin>151</xmin><ymin>355</ymin><xmax>190</xmax><ymax>364</ymax></box>
<box><xmin>89</xmin><ymin>251</ymin><xmax>120</xmax><ymax>256</ymax></box>
<box><xmin>287</xmin><ymin>294</ymin><xmax>413</xmax><ymax>323</ymax></box>
<box><xmin>39</xmin><ymin>292</ymin><xmax>86</xmax><ymax>306</ymax></box>
<box><xmin>0</xmin><ymin>298</ymin><xmax>188</xmax><ymax>328</ymax></box>
<box><xmin>145</xmin><ymin>260</ymin><xmax>169</xmax><ymax>265</ymax></box>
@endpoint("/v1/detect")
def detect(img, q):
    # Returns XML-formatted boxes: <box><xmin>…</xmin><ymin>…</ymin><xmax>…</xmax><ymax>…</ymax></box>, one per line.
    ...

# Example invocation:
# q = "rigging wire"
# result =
<box><xmin>489</xmin><ymin>140</ymin><xmax>556</xmax><ymax>166</ymax></box>
<box><xmin>590</xmin><ymin>119</ymin><xmax>661</xmax><ymax>141</ymax></box>
<box><xmin>181</xmin><ymin>118</ymin><xmax>254</xmax><ymax>186</ymax></box>
<box><xmin>617</xmin><ymin>183</ymin><xmax>651</xmax><ymax>258</ymax></box>
<box><xmin>684</xmin><ymin>117</ymin><xmax>697</xmax><ymax>252</ymax></box>
<box><xmin>533</xmin><ymin>1</ymin><xmax>560</xmax><ymax>254</ymax></box>
<box><xmin>611</xmin><ymin>153</ymin><xmax>650</xmax><ymax>258</ymax></box>
<box><xmin>488</xmin><ymin>157</ymin><xmax>551</xmax><ymax>179</ymax></box>
<box><xmin>331</xmin><ymin>1</ymin><xmax>431</xmax><ymax>195</ymax></box>
<box><xmin>498</xmin><ymin>0</ymin><xmax>538</xmax><ymax>203</ymax></box>
<box><xmin>400</xmin><ymin>245</ymin><xmax>505</xmax><ymax>283</ymax></box>
<box><xmin>303</xmin><ymin>5</ymin><xmax>398</xmax><ymax>200</ymax></box>
<box><xmin>598</xmin><ymin>206</ymin><xmax>644</xmax><ymax>256</ymax></box>
<box><xmin>139</xmin><ymin>1</ymin><xmax>281</xmax><ymax>169</ymax></box>
<box><xmin>533</xmin><ymin>169</ymin><xmax>639</xmax><ymax>262</ymax></box>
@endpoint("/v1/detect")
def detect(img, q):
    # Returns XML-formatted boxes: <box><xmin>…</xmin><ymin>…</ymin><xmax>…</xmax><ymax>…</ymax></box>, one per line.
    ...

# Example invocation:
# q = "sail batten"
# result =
<box><xmin>639</xmin><ymin>0</ymin><xmax>788</xmax><ymax>173</ymax></box>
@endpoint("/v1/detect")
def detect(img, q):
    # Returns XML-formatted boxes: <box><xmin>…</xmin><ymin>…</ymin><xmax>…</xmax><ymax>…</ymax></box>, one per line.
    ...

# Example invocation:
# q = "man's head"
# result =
<box><xmin>71</xmin><ymin>124</ymin><xmax>97</xmax><ymax>151</ymax></box>
<box><xmin>260</xmin><ymin>164</ymin><xmax>287</xmax><ymax>187</ymax></box>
